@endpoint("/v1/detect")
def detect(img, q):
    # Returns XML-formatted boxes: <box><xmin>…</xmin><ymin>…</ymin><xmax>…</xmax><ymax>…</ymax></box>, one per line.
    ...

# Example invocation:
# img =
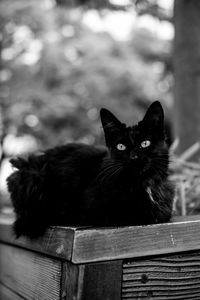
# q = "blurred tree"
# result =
<box><xmin>134</xmin><ymin>0</ymin><xmax>172</xmax><ymax>22</ymax></box>
<box><xmin>55</xmin><ymin>0</ymin><xmax>172</xmax><ymax>22</ymax></box>
<box><xmin>174</xmin><ymin>0</ymin><xmax>200</xmax><ymax>158</ymax></box>
<box><xmin>0</xmin><ymin>0</ymin><xmax>173</xmax><ymax>151</ymax></box>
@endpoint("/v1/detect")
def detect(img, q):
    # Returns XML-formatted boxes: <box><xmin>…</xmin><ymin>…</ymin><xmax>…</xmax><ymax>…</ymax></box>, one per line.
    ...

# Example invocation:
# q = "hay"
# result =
<box><xmin>170</xmin><ymin>141</ymin><xmax>200</xmax><ymax>216</ymax></box>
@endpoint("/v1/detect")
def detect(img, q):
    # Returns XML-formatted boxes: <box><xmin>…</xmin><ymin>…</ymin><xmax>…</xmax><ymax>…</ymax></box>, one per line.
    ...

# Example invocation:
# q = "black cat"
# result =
<box><xmin>7</xmin><ymin>101</ymin><xmax>174</xmax><ymax>238</ymax></box>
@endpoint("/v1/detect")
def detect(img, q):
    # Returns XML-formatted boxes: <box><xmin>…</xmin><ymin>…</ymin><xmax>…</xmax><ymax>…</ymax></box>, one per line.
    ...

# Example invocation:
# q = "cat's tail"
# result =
<box><xmin>7</xmin><ymin>156</ymin><xmax>48</xmax><ymax>239</ymax></box>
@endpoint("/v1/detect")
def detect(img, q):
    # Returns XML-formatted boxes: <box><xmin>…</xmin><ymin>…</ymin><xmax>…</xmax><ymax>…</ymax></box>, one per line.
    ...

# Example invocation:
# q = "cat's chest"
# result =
<box><xmin>125</xmin><ymin>185</ymin><xmax>149</xmax><ymax>201</ymax></box>
<box><xmin>106</xmin><ymin>183</ymin><xmax>149</xmax><ymax>203</ymax></box>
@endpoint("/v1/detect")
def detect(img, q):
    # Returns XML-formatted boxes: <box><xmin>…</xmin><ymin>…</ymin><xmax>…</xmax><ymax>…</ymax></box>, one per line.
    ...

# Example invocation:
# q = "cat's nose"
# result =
<box><xmin>130</xmin><ymin>152</ymin><xmax>138</xmax><ymax>160</ymax></box>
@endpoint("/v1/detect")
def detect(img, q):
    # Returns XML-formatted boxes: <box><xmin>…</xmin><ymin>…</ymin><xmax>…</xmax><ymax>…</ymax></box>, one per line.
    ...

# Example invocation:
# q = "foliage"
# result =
<box><xmin>0</xmin><ymin>1</ymin><xmax>173</xmax><ymax>151</ymax></box>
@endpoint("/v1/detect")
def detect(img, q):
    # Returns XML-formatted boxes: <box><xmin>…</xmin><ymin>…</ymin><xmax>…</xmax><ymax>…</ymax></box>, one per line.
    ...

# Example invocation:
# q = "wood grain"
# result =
<box><xmin>1</xmin><ymin>215</ymin><xmax>200</xmax><ymax>264</ymax></box>
<box><xmin>72</xmin><ymin>215</ymin><xmax>200</xmax><ymax>263</ymax></box>
<box><xmin>61</xmin><ymin>260</ymin><xmax>122</xmax><ymax>300</ymax></box>
<box><xmin>122</xmin><ymin>251</ymin><xmax>200</xmax><ymax>300</ymax></box>
<box><xmin>80</xmin><ymin>260</ymin><xmax>122</xmax><ymax>300</ymax></box>
<box><xmin>0</xmin><ymin>222</ymin><xmax>75</xmax><ymax>261</ymax></box>
<box><xmin>0</xmin><ymin>284</ymin><xmax>24</xmax><ymax>300</ymax></box>
<box><xmin>0</xmin><ymin>244</ymin><xmax>62</xmax><ymax>300</ymax></box>
<box><xmin>61</xmin><ymin>262</ymin><xmax>83</xmax><ymax>300</ymax></box>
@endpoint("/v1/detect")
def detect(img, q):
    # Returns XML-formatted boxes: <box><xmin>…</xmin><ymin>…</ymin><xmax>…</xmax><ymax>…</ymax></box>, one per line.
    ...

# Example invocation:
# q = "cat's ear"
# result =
<box><xmin>100</xmin><ymin>108</ymin><xmax>122</xmax><ymax>131</ymax></box>
<box><xmin>100</xmin><ymin>108</ymin><xmax>123</xmax><ymax>146</ymax></box>
<box><xmin>142</xmin><ymin>101</ymin><xmax>164</xmax><ymax>129</ymax></box>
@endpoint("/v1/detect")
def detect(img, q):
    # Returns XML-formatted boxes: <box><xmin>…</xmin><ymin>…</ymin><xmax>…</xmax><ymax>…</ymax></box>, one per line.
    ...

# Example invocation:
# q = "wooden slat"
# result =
<box><xmin>61</xmin><ymin>262</ymin><xmax>83</xmax><ymax>300</ymax></box>
<box><xmin>80</xmin><ymin>261</ymin><xmax>122</xmax><ymax>300</ymax></box>
<box><xmin>122</xmin><ymin>252</ymin><xmax>200</xmax><ymax>300</ymax></box>
<box><xmin>122</xmin><ymin>292</ymin><xmax>200</xmax><ymax>300</ymax></box>
<box><xmin>0</xmin><ymin>244</ymin><xmax>62</xmax><ymax>300</ymax></box>
<box><xmin>72</xmin><ymin>215</ymin><xmax>200</xmax><ymax>263</ymax></box>
<box><xmin>61</xmin><ymin>260</ymin><xmax>122</xmax><ymax>300</ymax></box>
<box><xmin>0</xmin><ymin>221</ymin><xmax>75</xmax><ymax>261</ymax></box>
<box><xmin>1</xmin><ymin>215</ymin><xmax>200</xmax><ymax>264</ymax></box>
<box><xmin>0</xmin><ymin>284</ymin><xmax>24</xmax><ymax>300</ymax></box>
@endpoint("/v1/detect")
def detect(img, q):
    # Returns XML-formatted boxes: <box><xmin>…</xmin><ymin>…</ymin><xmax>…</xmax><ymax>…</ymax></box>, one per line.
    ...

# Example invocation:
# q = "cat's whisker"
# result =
<box><xmin>153</xmin><ymin>162</ymin><xmax>168</xmax><ymax>171</ymax></box>
<box><xmin>106</xmin><ymin>166</ymin><xmax>123</xmax><ymax>182</ymax></box>
<box><xmin>98</xmin><ymin>168</ymin><xmax>121</xmax><ymax>184</ymax></box>
<box><xmin>97</xmin><ymin>164</ymin><xmax>123</xmax><ymax>180</ymax></box>
<box><xmin>97</xmin><ymin>164</ymin><xmax>123</xmax><ymax>185</ymax></box>
<box><xmin>151</xmin><ymin>156</ymin><xmax>169</xmax><ymax>163</ymax></box>
<box><xmin>150</xmin><ymin>164</ymin><xmax>166</xmax><ymax>178</ymax></box>
<box><xmin>98</xmin><ymin>163</ymin><xmax>119</xmax><ymax>172</ymax></box>
<box><xmin>98</xmin><ymin>161</ymin><xmax>123</xmax><ymax>170</ymax></box>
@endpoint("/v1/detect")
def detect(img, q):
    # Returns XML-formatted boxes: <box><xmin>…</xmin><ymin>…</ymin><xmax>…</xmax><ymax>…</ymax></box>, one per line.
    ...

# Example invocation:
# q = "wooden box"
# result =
<box><xmin>1</xmin><ymin>215</ymin><xmax>200</xmax><ymax>299</ymax></box>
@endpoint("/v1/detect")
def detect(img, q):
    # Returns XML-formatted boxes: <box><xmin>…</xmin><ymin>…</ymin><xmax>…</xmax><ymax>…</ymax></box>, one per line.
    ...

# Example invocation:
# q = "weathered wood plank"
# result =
<box><xmin>80</xmin><ymin>260</ymin><xmax>122</xmax><ymax>300</ymax></box>
<box><xmin>1</xmin><ymin>215</ymin><xmax>200</xmax><ymax>263</ymax></box>
<box><xmin>0</xmin><ymin>221</ymin><xmax>75</xmax><ymax>261</ymax></box>
<box><xmin>72</xmin><ymin>215</ymin><xmax>200</xmax><ymax>263</ymax></box>
<box><xmin>122</xmin><ymin>292</ymin><xmax>200</xmax><ymax>300</ymax></box>
<box><xmin>61</xmin><ymin>262</ymin><xmax>83</xmax><ymax>300</ymax></box>
<box><xmin>0</xmin><ymin>244</ymin><xmax>62</xmax><ymax>300</ymax></box>
<box><xmin>122</xmin><ymin>251</ymin><xmax>200</xmax><ymax>300</ymax></box>
<box><xmin>0</xmin><ymin>284</ymin><xmax>24</xmax><ymax>300</ymax></box>
<box><xmin>61</xmin><ymin>260</ymin><xmax>122</xmax><ymax>300</ymax></box>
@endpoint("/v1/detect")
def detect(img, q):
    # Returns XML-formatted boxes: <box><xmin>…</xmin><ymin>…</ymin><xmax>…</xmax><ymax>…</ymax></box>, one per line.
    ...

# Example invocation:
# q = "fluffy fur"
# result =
<box><xmin>7</xmin><ymin>101</ymin><xmax>174</xmax><ymax>238</ymax></box>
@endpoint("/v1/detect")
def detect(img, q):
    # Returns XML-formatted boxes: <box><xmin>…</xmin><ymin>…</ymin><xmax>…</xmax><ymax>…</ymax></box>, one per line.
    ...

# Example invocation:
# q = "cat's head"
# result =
<box><xmin>100</xmin><ymin>101</ymin><xmax>169</xmax><ymax>180</ymax></box>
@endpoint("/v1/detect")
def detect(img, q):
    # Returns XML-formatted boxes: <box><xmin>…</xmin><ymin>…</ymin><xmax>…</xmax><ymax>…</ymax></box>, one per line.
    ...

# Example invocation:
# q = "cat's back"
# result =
<box><xmin>8</xmin><ymin>143</ymin><xmax>108</xmax><ymax>213</ymax></box>
<box><xmin>45</xmin><ymin>143</ymin><xmax>108</xmax><ymax>166</ymax></box>
<box><xmin>10</xmin><ymin>143</ymin><xmax>107</xmax><ymax>170</ymax></box>
<box><xmin>8</xmin><ymin>143</ymin><xmax>108</xmax><ymax>190</ymax></box>
<box><xmin>43</xmin><ymin>143</ymin><xmax>108</xmax><ymax>182</ymax></box>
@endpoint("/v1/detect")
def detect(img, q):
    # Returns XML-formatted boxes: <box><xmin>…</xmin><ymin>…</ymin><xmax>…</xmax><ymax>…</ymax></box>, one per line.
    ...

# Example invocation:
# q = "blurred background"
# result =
<box><xmin>0</xmin><ymin>0</ymin><xmax>200</xmax><ymax>217</ymax></box>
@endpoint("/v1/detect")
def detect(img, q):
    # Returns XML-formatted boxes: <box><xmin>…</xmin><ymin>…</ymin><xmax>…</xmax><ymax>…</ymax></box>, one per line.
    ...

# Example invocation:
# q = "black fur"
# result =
<box><xmin>7</xmin><ymin>101</ymin><xmax>174</xmax><ymax>238</ymax></box>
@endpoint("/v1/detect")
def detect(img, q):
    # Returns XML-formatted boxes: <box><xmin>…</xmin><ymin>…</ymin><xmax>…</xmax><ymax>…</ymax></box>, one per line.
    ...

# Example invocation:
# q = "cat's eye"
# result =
<box><xmin>141</xmin><ymin>140</ymin><xmax>151</xmax><ymax>148</ymax></box>
<box><xmin>117</xmin><ymin>143</ymin><xmax>126</xmax><ymax>151</ymax></box>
